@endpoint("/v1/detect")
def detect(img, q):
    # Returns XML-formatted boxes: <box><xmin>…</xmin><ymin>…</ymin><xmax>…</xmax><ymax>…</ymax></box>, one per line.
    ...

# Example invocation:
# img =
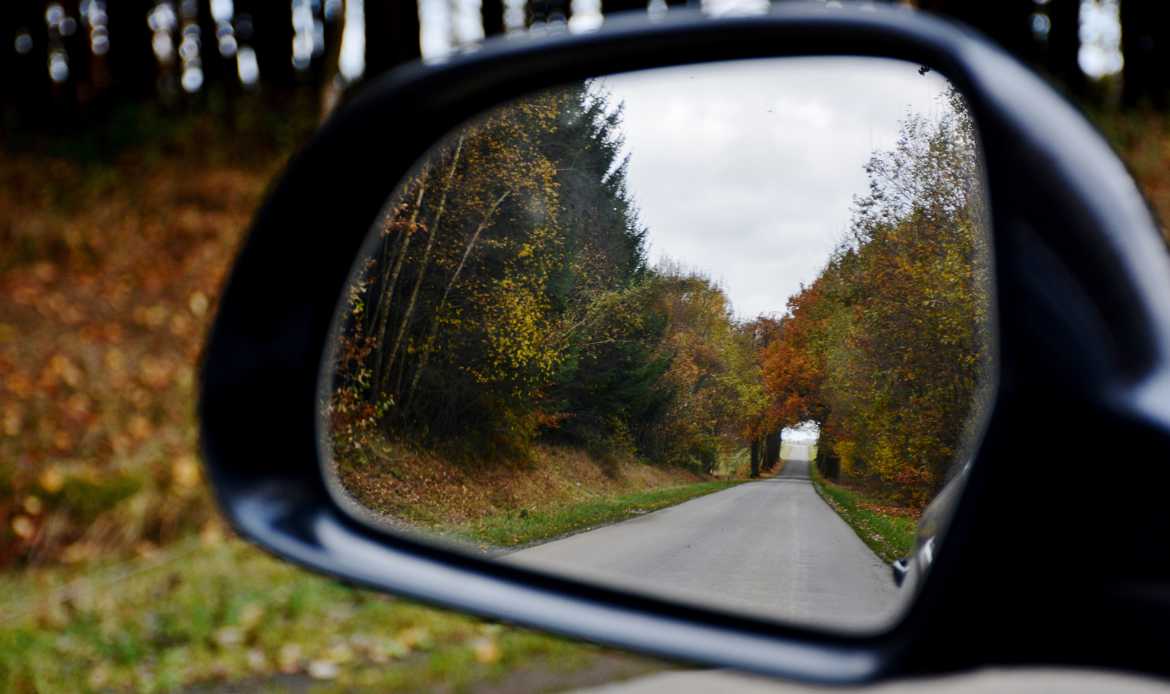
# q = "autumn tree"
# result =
<box><xmin>334</xmin><ymin>85</ymin><xmax>660</xmax><ymax>458</ymax></box>
<box><xmin>759</xmin><ymin>87</ymin><xmax>991</xmax><ymax>506</ymax></box>
<box><xmin>633</xmin><ymin>264</ymin><xmax>763</xmax><ymax>473</ymax></box>
<box><xmin>330</xmin><ymin>84</ymin><xmax>766</xmax><ymax>474</ymax></box>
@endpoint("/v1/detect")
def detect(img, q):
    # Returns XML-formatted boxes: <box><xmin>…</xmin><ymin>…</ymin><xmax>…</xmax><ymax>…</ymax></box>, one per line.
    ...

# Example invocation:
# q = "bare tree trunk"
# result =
<box><xmin>364</xmin><ymin>0</ymin><xmax>421</xmax><ymax>79</ymax></box>
<box><xmin>765</xmin><ymin>430</ymin><xmax>780</xmax><ymax>470</ymax></box>
<box><xmin>239</xmin><ymin>0</ymin><xmax>294</xmax><ymax>88</ymax></box>
<box><xmin>481</xmin><ymin>0</ymin><xmax>505</xmax><ymax>37</ymax></box>
<box><xmin>379</xmin><ymin>134</ymin><xmax>464</xmax><ymax>399</ymax></box>
<box><xmin>60</xmin><ymin>0</ymin><xmax>92</xmax><ymax>116</ymax></box>
<box><xmin>196</xmin><ymin>0</ymin><xmax>231</xmax><ymax>96</ymax></box>
<box><xmin>318</xmin><ymin>0</ymin><xmax>348</xmax><ymax>119</ymax></box>
<box><xmin>528</xmin><ymin>0</ymin><xmax>571</xmax><ymax>26</ymax></box>
<box><xmin>1047</xmin><ymin>0</ymin><xmax>1085</xmax><ymax>98</ymax></box>
<box><xmin>600</xmin><ymin>0</ymin><xmax>647</xmax><ymax>16</ymax></box>
<box><xmin>404</xmin><ymin>189</ymin><xmax>511</xmax><ymax>410</ymax></box>
<box><xmin>750</xmin><ymin>438</ymin><xmax>761</xmax><ymax>478</ymax></box>
<box><xmin>3</xmin><ymin>2</ymin><xmax>53</xmax><ymax>126</ymax></box>
<box><xmin>1121</xmin><ymin>0</ymin><xmax>1170</xmax><ymax>109</ymax></box>
<box><xmin>368</xmin><ymin>169</ymin><xmax>430</xmax><ymax>402</ymax></box>
<box><xmin>375</xmin><ymin>170</ymin><xmax>430</xmax><ymax>331</ymax></box>
<box><xmin>106</xmin><ymin>0</ymin><xmax>157</xmax><ymax>100</ymax></box>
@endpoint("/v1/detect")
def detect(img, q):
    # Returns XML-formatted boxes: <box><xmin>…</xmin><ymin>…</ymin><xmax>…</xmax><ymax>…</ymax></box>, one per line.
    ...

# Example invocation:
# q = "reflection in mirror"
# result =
<box><xmin>323</xmin><ymin>57</ymin><xmax>993</xmax><ymax>632</ymax></box>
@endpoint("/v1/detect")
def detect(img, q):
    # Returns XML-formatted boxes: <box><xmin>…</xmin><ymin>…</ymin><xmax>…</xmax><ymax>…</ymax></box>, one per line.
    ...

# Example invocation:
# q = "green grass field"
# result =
<box><xmin>0</xmin><ymin>537</ymin><xmax>662</xmax><ymax>693</ymax></box>
<box><xmin>448</xmin><ymin>480</ymin><xmax>745</xmax><ymax>550</ymax></box>
<box><xmin>0</xmin><ymin>479</ymin><xmax>738</xmax><ymax>692</ymax></box>
<box><xmin>809</xmin><ymin>465</ymin><xmax>917</xmax><ymax>564</ymax></box>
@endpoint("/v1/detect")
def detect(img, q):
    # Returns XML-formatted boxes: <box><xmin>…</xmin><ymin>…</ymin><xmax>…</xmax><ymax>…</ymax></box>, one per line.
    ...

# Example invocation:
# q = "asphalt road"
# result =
<box><xmin>506</xmin><ymin>459</ymin><xmax>899</xmax><ymax>630</ymax></box>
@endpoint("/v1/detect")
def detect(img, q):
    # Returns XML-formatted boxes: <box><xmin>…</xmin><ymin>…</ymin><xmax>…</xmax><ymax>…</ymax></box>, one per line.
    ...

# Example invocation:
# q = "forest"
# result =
<box><xmin>328</xmin><ymin>85</ymin><xmax>763</xmax><ymax>479</ymax></box>
<box><xmin>753</xmin><ymin>88</ymin><xmax>992</xmax><ymax>507</ymax></box>
<box><xmin>328</xmin><ymin>81</ymin><xmax>990</xmax><ymax>512</ymax></box>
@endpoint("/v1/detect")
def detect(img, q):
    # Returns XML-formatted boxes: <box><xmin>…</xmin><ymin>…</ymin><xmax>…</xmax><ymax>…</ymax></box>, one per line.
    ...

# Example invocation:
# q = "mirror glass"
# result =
<box><xmin>322</xmin><ymin>57</ymin><xmax>994</xmax><ymax>633</ymax></box>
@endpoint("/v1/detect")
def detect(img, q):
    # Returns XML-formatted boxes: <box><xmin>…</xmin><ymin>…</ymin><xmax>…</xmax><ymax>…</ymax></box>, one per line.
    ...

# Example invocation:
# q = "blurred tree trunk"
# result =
<box><xmin>817</xmin><ymin>449</ymin><xmax>838</xmax><ymax>481</ymax></box>
<box><xmin>318</xmin><ymin>0</ymin><xmax>346</xmax><ymax>118</ymax></box>
<box><xmin>60</xmin><ymin>0</ymin><xmax>93</xmax><ymax>113</ymax></box>
<box><xmin>106</xmin><ymin>0</ymin><xmax>157</xmax><ymax>99</ymax></box>
<box><xmin>1047</xmin><ymin>0</ymin><xmax>1085</xmax><ymax>97</ymax></box>
<box><xmin>2</xmin><ymin>2</ymin><xmax>52</xmax><ymax>126</ymax></box>
<box><xmin>765</xmin><ymin>431</ymin><xmax>780</xmax><ymax>470</ymax></box>
<box><xmin>750</xmin><ymin>438</ymin><xmax>761</xmax><ymax>478</ymax></box>
<box><xmin>364</xmin><ymin>0</ymin><xmax>421</xmax><ymax>79</ymax></box>
<box><xmin>1121</xmin><ymin>0</ymin><xmax>1170</xmax><ymax>109</ymax></box>
<box><xmin>239</xmin><ymin>1</ymin><xmax>294</xmax><ymax>88</ymax></box>
<box><xmin>528</xmin><ymin>0</ymin><xmax>570</xmax><ymax>25</ymax></box>
<box><xmin>0</xmin><ymin>11</ymin><xmax>15</xmax><ymax>118</ymax></box>
<box><xmin>482</xmin><ymin>0</ymin><xmax>505</xmax><ymax>37</ymax></box>
<box><xmin>197</xmin><ymin>0</ymin><xmax>234</xmax><ymax>97</ymax></box>
<box><xmin>601</xmin><ymin>0</ymin><xmax>646</xmax><ymax>16</ymax></box>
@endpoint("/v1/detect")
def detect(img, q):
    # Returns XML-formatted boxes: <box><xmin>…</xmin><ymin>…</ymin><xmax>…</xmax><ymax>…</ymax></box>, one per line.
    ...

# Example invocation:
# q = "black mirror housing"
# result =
<box><xmin>200</xmin><ymin>5</ymin><xmax>1170</xmax><ymax>684</ymax></box>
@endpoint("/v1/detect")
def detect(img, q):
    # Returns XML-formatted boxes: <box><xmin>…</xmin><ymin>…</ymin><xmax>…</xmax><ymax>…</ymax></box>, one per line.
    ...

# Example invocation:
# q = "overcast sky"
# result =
<box><xmin>597</xmin><ymin>57</ymin><xmax>953</xmax><ymax>320</ymax></box>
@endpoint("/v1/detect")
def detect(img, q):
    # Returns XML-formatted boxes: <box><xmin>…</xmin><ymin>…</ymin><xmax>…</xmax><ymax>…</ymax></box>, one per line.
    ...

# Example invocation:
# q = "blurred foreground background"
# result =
<box><xmin>2</xmin><ymin>1</ymin><xmax>1169</xmax><ymax>691</ymax></box>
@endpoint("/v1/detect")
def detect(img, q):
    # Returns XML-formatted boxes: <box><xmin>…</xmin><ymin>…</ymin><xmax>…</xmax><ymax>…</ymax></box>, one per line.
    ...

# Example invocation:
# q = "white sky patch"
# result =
<box><xmin>1079</xmin><ymin>0</ymin><xmax>1123</xmax><ymax>78</ymax></box>
<box><xmin>338</xmin><ymin>0</ymin><xmax>364</xmax><ymax>81</ymax></box>
<box><xmin>599</xmin><ymin>57</ymin><xmax>953</xmax><ymax>320</ymax></box>
<box><xmin>782</xmin><ymin>421</ymin><xmax>821</xmax><ymax>445</ymax></box>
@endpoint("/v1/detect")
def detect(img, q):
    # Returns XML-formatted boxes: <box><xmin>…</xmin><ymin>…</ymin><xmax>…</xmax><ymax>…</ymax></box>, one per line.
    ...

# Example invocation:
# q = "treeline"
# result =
<box><xmin>331</xmin><ymin>82</ymin><xmax>994</xmax><ymax>497</ymax></box>
<box><xmin>330</xmin><ymin>85</ymin><xmax>760</xmax><ymax>473</ymax></box>
<box><xmin>0</xmin><ymin>1</ymin><xmax>689</xmax><ymax>137</ymax></box>
<box><xmin>6</xmin><ymin>1</ymin><xmax>1169</xmax><ymax>141</ymax></box>
<box><xmin>755</xmin><ymin>88</ymin><xmax>992</xmax><ymax>507</ymax></box>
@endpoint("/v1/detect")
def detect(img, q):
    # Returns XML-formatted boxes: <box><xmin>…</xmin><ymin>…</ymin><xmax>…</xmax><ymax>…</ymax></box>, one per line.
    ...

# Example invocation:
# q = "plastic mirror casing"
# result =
<box><xmin>200</xmin><ymin>5</ymin><xmax>1170</xmax><ymax>684</ymax></box>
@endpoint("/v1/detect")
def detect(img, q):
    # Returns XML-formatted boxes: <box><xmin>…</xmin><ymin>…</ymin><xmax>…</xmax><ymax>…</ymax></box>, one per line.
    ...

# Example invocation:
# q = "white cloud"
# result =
<box><xmin>599</xmin><ymin>57</ymin><xmax>954</xmax><ymax>319</ymax></box>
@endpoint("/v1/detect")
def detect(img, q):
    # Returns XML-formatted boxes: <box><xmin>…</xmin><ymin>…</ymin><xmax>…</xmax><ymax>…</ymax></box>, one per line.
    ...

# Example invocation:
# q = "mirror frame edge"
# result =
<box><xmin>198</xmin><ymin>5</ymin><xmax>1170</xmax><ymax>683</ymax></box>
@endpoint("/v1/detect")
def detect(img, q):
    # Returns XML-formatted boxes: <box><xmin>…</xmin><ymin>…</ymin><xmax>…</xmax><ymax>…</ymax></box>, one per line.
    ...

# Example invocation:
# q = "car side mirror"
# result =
<box><xmin>200</xmin><ymin>5</ymin><xmax>1170</xmax><ymax>685</ymax></box>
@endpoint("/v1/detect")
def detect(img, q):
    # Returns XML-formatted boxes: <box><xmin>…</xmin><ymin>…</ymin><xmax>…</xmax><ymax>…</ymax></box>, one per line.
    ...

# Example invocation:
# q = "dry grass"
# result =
<box><xmin>333</xmin><ymin>440</ymin><xmax>706</xmax><ymax>528</ymax></box>
<box><xmin>809</xmin><ymin>465</ymin><xmax>918</xmax><ymax>564</ymax></box>
<box><xmin>0</xmin><ymin>535</ymin><xmax>661</xmax><ymax>693</ymax></box>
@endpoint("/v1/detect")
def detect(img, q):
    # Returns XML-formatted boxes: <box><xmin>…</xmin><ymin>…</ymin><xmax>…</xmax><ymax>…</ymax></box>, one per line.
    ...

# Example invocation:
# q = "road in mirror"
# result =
<box><xmin>322</xmin><ymin>57</ymin><xmax>994</xmax><ymax>632</ymax></box>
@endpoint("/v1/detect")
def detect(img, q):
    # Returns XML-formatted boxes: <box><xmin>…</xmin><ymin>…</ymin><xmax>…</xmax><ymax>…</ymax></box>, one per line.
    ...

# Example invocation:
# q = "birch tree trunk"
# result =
<box><xmin>404</xmin><ymin>189</ymin><xmax>511</xmax><ymax>411</ymax></box>
<box><xmin>378</xmin><ymin>134</ymin><xmax>464</xmax><ymax>400</ymax></box>
<box><xmin>368</xmin><ymin>169</ymin><xmax>430</xmax><ymax>402</ymax></box>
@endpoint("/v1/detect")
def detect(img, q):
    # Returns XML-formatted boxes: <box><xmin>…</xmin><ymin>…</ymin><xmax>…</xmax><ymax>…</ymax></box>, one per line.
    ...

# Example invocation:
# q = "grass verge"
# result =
<box><xmin>450</xmin><ymin>480</ymin><xmax>745</xmax><ymax>550</ymax></box>
<box><xmin>809</xmin><ymin>465</ymin><xmax>917</xmax><ymax>564</ymax></box>
<box><xmin>0</xmin><ymin>537</ymin><xmax>662</xmax><ymax>693</ymax></box>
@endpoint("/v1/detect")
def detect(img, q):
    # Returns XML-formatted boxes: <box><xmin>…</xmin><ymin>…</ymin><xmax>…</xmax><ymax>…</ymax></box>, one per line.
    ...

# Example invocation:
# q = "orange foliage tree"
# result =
<box><xmin>757</xmin><ymin>88</ymin><xmax>992</xmax><ymax>506</ymax></box>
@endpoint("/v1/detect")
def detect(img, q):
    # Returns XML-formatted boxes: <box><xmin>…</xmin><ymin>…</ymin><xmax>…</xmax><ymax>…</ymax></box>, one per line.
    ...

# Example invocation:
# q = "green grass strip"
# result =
<box><xmin>0</xmin><ymin>537</ymin><xmax>657</xmax><ymax>693</ymax></box>
<box><xmin>809</xmin><ymin>465</ymin><xmax>917</xmax><ymax>564</ymax></box>
<box><xmin>451</xmin><ymin>481</ymin><xmax>744</xmax><ymax>549</ymax></box>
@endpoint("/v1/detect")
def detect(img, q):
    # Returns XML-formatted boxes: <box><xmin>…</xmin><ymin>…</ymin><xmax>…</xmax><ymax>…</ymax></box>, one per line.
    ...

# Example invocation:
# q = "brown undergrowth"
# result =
<box><xmin>0</xmin><ymin>148</ymin><xmax>278</xmax><ymax>567</ymax></box>
<box><xmin>1092</xmin><ymin>107</ymin><xmax>1170</xmax><ymax>240</ymax></box>
<box><xmin>332</xmin><ymin>440</ymin><xmax>706</xmax><ymax>529</ymax></box>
